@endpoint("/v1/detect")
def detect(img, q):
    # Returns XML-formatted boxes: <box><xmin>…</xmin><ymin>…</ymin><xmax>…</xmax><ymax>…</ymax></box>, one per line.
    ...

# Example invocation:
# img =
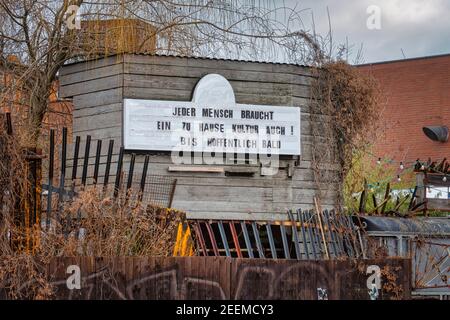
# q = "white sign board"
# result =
<box><xmin>123</xmin><ymin>74</ymin><xmax>301</xmax><ymax>155</ymax></box>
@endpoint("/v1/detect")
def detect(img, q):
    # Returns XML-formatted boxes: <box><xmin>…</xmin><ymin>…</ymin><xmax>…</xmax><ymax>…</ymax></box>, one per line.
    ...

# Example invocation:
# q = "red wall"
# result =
<box><xmin>358</xmin><ymin>54</ymin><xmax>450</xmax><ymax>164</ymax></box>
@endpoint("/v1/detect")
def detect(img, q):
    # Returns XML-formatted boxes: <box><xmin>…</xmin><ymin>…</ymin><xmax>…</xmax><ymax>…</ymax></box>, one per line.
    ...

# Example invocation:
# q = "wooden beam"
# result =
<box><xmin>314</xmin><ymin>197</ymin><xmax>330</xmax><ymax>259</ymax></box>
<box><xmin>168</xmin><ymin>166</ymin><xmax>224</xmax><ymax>173</ymax></box>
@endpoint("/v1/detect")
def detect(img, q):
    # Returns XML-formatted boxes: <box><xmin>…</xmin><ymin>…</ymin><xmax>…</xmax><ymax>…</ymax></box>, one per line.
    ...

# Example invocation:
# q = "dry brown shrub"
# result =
<box><xmin>0</xmin><ymin>114</ymin><xmax>28</xmax><ymax>231</ymax></box>
<box><xmin>381</xmin><ymin>265</ymin><xmax>404</xmax><ymax>300</ymax></box>
<box><xmin>0</xmin><ymin>119</ymin><xmax>47</xmax><ymax>299</ymax></box>
<box><xmin>0</xmin><ymin>187</ymin><xmax>184</xmax><ymax>299</ymax></box>
<box><xmin>310</xmin><ymin>61</ymin><xmax>381</xmax><ymax>207</ymax></box>
<box><xmin>42</xmin><ymin>187</ymin><xmax>183</xmax><ymax>257</ymax></box>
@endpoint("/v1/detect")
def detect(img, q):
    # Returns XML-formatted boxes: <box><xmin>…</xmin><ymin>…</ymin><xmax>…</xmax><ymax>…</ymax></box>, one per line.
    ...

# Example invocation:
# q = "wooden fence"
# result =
<box><xmin>188</xmin><ymin>211</ymin><xmax>366</xmax><ymax>260</ymax></box>
<box><xmin>42</xmin><ymin>127</ymin><xmax>178</xmax><ymax>227</ymax></box>
<box><xmin>16</xmin><ymin>257</ymin><xmax>411</xmax><ymax>300</ymax></box>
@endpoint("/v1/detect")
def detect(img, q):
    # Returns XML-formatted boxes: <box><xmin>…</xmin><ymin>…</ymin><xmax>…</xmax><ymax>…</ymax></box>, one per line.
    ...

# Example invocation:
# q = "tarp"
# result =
<box><xmin>354</xmin><ymin>216</ymin><xmax>450</xmax><ymax>235</ymax></box>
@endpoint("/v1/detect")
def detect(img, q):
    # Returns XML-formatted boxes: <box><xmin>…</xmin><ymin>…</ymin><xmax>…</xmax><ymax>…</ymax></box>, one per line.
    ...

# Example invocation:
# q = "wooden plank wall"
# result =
<box><xmin>59</xmin><ymin>54</ymin><xmax>340</xmax><ymax>220</ymax></box>
<box><xmin>4</xmin><ymin>257</ymin><xmax>411</xmax><ymax>300</ymax></box>
<box><xmin>416</xmin><ymin>172</ymin><xmax>450</xmax><ymax>212</ymax></box>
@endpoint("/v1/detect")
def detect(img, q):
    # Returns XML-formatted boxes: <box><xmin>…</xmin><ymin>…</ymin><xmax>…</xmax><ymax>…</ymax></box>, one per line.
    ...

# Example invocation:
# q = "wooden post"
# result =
<box><xmin>168</xmin><ymin>179</ymin><xmax>177</xmax><ymax>208</ymax></box>
<box><xmin>381</xmin><ymin>183</ymin><xmax>390</xmax><ymax>215</ymax></box>
<box><xmin>21</xmin><ymin>148</ymin><xmax>43</xmax><ymax>253</ymax></box>
<box><xmin>415</xmin><ymin>172</ymin><xmax>426</xmax><ymax>214</ymax></box>
<box><xmin>93</xmin><ymin>139</ymin><xmax>102</xmax><ymax>184</ymax></box>
<box><xmin>103</xmin><ymin>139</ymin><xmax>114</xmax><ymax>192</ymax></box>
<box><xmin>314</xmin><ymin>197</ymin><xmax>330</xmax><ymax>259</ymax></box>
<box><xmin>359</xmin><ymin>178</ymin><xmax>368</xmax><ymax>214</ymax></box>
<box><xmin>45</xmin><ymin>129</ymin><xmax>55</xmax><ymax>229</ymax></box>
<box><xmin>81</xmin><ymin>135</ymin><xmax>91</xmax><ymax>186</ymax></box>
<box><xmin>71</xmin><ymin>136</ymin><xmax>81</xmax><ymax>192</ymax></box>
<box><xmin>113</xmin><ymin>147</ymin><xmax>124</xmax><ymax>198</ymax></box>
<box><xmin>279</xmin><ymin>223</ymin><xmax>290</xmax><ymax>259</ymax></box>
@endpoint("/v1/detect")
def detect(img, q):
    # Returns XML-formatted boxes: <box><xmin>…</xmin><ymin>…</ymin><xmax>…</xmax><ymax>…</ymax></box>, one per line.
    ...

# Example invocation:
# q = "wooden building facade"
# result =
<box><xmin>58</xmin><ymin>54</ymin><xmax>339</xmax><ymax>220</ymax></box>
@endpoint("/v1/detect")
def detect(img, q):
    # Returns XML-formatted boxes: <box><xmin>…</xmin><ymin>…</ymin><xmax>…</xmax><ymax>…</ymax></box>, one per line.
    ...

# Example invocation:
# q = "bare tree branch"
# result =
<box><xmin>0</xmin><ymin>0</ymin><xmax>332</xmax><ymax>145</ymax></box>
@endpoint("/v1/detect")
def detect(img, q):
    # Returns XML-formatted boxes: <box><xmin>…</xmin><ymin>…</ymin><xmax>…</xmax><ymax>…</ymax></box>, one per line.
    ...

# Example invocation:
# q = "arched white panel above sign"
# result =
<box><xmin>123</xmin><ymin>74</ymin><xmax>301</xmax><ymax>155</ymax></box>
<box><xmin>192</xmin><ymin>74</ymin><xmax>236</xmax><ymax>105</ymax></box>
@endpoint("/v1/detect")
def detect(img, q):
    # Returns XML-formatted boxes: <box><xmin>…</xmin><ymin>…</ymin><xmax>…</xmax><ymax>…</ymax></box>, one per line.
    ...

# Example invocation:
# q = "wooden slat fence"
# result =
<box><xmin>40</xmin><ymin>127</ymin><xmax>178</xmax><ymax>228</ymax></box>
<box><xmin>4</xmin><ymin>257</ymin><xmax>411</xmax><ymax>300</ymax></box>
<box><xmin>188</xmin><ymin>210</ymin><xmax>366</xmax><ymax>260</ymax></box>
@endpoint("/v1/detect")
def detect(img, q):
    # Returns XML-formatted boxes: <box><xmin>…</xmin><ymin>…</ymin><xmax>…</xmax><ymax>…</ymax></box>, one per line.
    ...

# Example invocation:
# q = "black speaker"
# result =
<box><xmin>422</xmin><ymin>126</ymin><xmax>449</xmax><ymax>142</ymax></box>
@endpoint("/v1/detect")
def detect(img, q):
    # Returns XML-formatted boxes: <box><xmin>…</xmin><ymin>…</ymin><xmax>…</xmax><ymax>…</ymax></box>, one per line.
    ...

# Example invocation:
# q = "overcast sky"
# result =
<box><xmin>284</xmin><ymin>0</ymin><xmax>450</xmax><ymax>63</ymax></box>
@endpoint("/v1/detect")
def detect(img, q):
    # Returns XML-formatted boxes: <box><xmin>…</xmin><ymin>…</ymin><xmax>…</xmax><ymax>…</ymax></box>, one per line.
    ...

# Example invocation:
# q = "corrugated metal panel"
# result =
<box><xmin>63</xmin><ymin>52</ymin><xmax>311</xmax><ymax>68</ymax></box>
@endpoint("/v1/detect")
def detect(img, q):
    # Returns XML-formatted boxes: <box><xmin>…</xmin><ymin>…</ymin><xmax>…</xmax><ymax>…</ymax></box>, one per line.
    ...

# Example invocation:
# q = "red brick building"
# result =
<box><xmin>358</xmin><ymin>54</ymin><xmax>450</xmax><ymax>164</ymax></box>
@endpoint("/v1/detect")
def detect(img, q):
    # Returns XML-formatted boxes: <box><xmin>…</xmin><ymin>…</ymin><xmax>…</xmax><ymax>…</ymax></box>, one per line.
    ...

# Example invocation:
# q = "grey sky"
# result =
<box><xmin>284</xmin><ymin>0</ymin><xmax>450</xmax><ymax>63</ymax></box>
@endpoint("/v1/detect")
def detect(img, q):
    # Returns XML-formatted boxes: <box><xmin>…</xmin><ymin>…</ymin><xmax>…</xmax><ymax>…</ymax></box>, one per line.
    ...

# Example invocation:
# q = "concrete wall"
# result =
<box><xmin>59</xmin><ymin>54</ymin><xmax>339</xmax><ymax>220</ymax></box>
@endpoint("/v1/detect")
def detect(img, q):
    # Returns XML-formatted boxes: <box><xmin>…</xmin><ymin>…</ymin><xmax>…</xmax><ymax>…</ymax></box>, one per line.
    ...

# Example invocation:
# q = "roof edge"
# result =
<box><xmin>62</xmin><ymin>52</ymin><xmax>311</xmax><ymax>68</ymax></box>
<box><xmin>356</xmin><ymin>52</ymin><xmax>450</xmax><ymax>67</ymax></box>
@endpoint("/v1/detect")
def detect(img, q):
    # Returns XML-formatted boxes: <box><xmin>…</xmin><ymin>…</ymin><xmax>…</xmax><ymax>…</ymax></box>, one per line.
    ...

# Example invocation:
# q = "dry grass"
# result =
<box><xmin>0</xmin><ymin>120</ymin><xmax>46</xmax><ymax>299</ymax></box>
<box><xmin>0</xmin><ymin>187</ymin><xmax>184</xmax><ymax>299</ymax></box>
<box><xmin>43</xmin><ymin>187</ymin><xmax>183</xmax><ymax>257</ymax></box>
